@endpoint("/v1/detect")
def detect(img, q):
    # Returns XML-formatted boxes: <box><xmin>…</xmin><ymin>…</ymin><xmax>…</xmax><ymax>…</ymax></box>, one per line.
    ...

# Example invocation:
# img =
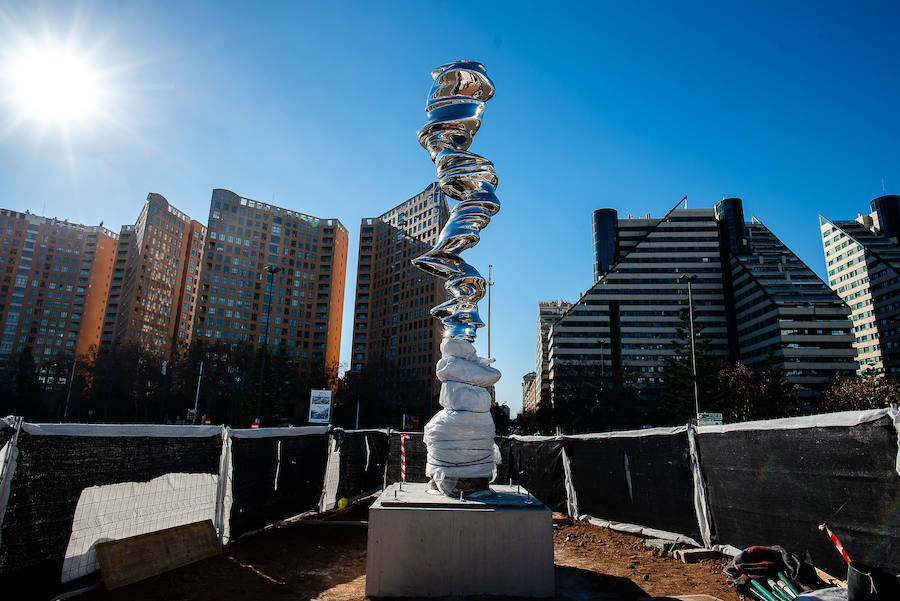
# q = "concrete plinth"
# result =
<box><xmin>366</xmin><ymin>483</ymin><xmax>554</xmax><ymax>598</ymax></box>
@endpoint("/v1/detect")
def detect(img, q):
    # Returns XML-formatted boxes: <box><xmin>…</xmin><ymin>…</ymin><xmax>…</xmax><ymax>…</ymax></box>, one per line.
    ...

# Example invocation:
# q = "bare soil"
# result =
<box><xmin>77</xmin><ymin>505</ymin><xmax>743</xmax><ymax>601</ymax></box>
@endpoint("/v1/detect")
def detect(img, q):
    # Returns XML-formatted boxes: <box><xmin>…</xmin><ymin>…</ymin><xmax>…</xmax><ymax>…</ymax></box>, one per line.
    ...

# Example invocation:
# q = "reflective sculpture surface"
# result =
<box><xmin>413</xmin><ymin>61</ymin><xmax>499</xmax><ymax>341</ymax></box>
<box><xmin>413</xmin><ymin>61</ymin><xmax>501</xmax><ymax>497</ymax></box>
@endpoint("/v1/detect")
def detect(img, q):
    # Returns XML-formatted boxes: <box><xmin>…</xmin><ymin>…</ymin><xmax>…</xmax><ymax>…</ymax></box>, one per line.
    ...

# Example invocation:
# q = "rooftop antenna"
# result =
<box><xmin>684</xmin><ymin>196</ymin><xmax>688</xmax><ymax>209</ymax></box>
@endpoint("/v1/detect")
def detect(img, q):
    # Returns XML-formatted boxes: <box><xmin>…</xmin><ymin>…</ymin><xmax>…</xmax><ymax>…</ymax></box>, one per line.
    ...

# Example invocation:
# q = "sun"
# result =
<box><xmin>2</xmin><ymin>39</ymin><xmax>107</xmax><ymax>129</ymax></box>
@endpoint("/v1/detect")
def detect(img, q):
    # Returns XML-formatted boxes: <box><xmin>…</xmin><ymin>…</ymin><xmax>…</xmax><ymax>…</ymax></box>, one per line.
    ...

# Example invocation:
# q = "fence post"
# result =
<box><xmin>0</xmin><ymin>416</ymin><xmax>24</xmax><ymax>551</ymax></box>
<box><xmin>561</xmin><ymin>442</ymin><xmax>579</xmax><ymax>519</ymax></box>
<box><xmin>214</xmin><ymin>426</ymin><xmax>233</xmax><ymax>546</ymax></box>
<box><xmin>687</xmin><ymin>424</ymin><xmax>713</xmax><ymax>548</ymax></box>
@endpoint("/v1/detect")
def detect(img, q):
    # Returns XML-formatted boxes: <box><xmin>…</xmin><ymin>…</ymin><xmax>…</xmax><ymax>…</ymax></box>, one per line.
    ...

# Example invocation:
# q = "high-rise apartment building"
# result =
<box><xmin>727</xmin><ymin>210</ymin><xmax>857</xmax><ymax>397</ymax></box>
<box><xmin>820</xmin><ymin>194</ymin><xmax>900</xmax><ymax>375</ymax></box>
<box><xmin>549</xmin><ymin>199</ymin><xmax>856</xmax><ymax>418</ymax></box>
<box><xmin>101</xmin><ymin>193</ymin><xmax>206</xmax><ymax>360</ymax></box>
<box><xmin>193</xmin><ymin>189</ymin><xmax>348</xmax><ymax>381</ymax></box>
<box><xmin>0</xmin><ymin>209</ymin><xmax>117</xmax><ymax>367</ymax></box>
<box><xmin>521</xmin><ymin>371</ymin><xmax>537</xmax><ymax>414</ymax></box>
<box><xmin>350</xmin><ymin>183</ymin><xmax>450</xmax><ymax>429</ymax></box>
<box><xmin>534</xmin><ymin>300</ymin><xmax>572</xmax><ymax>411</ymax></box>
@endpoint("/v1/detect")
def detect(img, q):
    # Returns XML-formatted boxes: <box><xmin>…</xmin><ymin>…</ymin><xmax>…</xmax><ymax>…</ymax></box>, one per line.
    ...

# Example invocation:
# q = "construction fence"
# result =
<box><xmin>383</xmin><ymin>408</ymin><xmax>900</xmax><ymax>578</ymax></box>
<box><xmin>0</xmin><ymin>408</ymin><xmax>898</xmax><ymax>591</ymax></box>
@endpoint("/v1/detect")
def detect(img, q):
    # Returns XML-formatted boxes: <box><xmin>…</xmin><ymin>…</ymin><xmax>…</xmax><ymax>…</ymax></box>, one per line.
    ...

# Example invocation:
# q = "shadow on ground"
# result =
<box><xmin>554</xmin><ymin>565</ymin><xmax>649</xmax><ymax>600</ymax></box>
<box><xmin>73</xmin><ymin>503</ymin><xmax>736</xmax><ymax>601</ymax></box>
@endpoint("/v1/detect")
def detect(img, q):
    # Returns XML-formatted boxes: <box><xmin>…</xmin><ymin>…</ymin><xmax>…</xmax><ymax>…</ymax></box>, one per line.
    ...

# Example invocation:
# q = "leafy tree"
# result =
<box><xmin>550</xmin><ymin>371</ymin><xmax>603</xmax><ymax>433</ymax></box>
<box><xmin>547</xmin><ymin>366</ymin><xmax>647</xmax><ymax>433</ymax></box>
<box><xmin>7</xmin><ymin>347</ymin><xmax>39</xmax><ymax>417</ymax></box>
<box><xmin>242</xmin><ymin>345</ymin><xmax>278</xmax><ymax>426</ymax></box>
<box><xmin>514</xmin><ymin>397</ymin><xmax>555</xmax><ymax>435</ymax></box>
<box><xmin>716</xmin><ymin>359</ymin><xmax>797</xmax><ymax>422</ymax></box>
<box><xmin>823</xmin><ymin>373</ymin><xmax>900</xmax><ymax>412</ymax></box>
<box><xmin>491</xmin><ymin>403</ymin><xmax>511</xmax><ymax>436</ymax></box>
<box><xmin>332</xmin><ymin>366</ymin><xmax>369</xmax><ymax>429</ymax></box>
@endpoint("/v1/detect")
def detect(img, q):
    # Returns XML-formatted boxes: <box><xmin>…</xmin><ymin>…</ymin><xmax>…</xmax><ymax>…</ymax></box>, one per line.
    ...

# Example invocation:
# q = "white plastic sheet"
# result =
<box><xmin>439</xmin><ymin>381</ymin><xmax>492</xmax><ymax>412</ymax></box>
<box><xmin>424</xmin><ymin>340</ymin><xmax>501</xmax><ymax>494</ymax></box>
<box><xmin>61</xmin><ymin>473</ymin><xmax>218</xmax><ymax>583</ymax></box>
<box><xmin>436</xmin><ymin>356</ymin><xmax>501</xmax><ymax>387</ymax></box>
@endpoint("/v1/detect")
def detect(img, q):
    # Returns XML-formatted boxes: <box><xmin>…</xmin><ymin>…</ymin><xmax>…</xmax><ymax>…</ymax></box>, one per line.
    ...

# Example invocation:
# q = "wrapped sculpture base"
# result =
<box><xmin>424</xmin><ymin>339</ymin><xmax>502</xmax><ymax>497</ymax></box>
<box><xmin>428</xmin><ymin>476</ymin><xmax>493</xmax><ymax>497</ymax></box>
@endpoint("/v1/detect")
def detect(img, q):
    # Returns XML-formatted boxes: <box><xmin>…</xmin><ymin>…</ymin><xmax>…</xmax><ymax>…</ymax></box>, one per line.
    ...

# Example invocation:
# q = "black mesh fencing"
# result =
<box><xmin>494</xmin><ymin>436</ymin><xmax>511</xmax><ymax>485</ymax></box>
<box><xmin>333</xmin><ymin>430</ymin><xmax>389</xmax><ymax>503</ymax></box>
<box><xmin>228</xmin><ymin>431</ymin><xmax>328</xmax><ymax>540</ymax></box>
<box><xmin>697</xmin><ymin>414</ymin><xmax>900</xmax><ymax>577</ymax></box>
<box><xmin>564</xmin><ymin>430</ymin><xmax>700</xmax><ymax>540</ymax></box>
<box><xmin>2</xmin><ymin>411</ymin><xmax>898</xmax><ymax>593</ymax></box>
<box><xmin>508</xmin><ymin>436</ymin><xmax>567</xmax><ymax>512</ymax></box>
<box><xmin>0</xmin><ymin>428</ymin><xmax>221</xmax><ymax>594</ymax></box>
<box><xmin>386</xmin><ymin>432</ymin><xmax>429</xmax><ymax>484</ymax></box>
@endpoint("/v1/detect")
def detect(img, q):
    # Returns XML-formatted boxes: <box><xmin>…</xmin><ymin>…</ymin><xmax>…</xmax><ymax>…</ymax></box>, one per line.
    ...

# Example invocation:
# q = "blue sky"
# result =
<box><xmin>1</xmin><ymin>1</ymin><xmax>899</xmax><ymax>416</ymax></box>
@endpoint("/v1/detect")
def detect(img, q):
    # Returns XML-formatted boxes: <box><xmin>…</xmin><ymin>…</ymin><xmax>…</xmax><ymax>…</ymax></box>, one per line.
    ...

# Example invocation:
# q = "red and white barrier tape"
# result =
<box><xmin>818</xmin><ymin>523</ymin><xmax>852</xmax><ymax>564</ymax></box>
<box><xmin>400</xmin><ymin>434</ymin><xmax>409</xmax><ymax>483</ymax></box>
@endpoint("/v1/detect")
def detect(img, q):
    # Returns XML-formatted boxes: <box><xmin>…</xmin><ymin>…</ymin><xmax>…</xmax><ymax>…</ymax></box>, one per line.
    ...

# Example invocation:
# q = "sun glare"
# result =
<box><xmin>3</xmin><ymin>40</ymin><xmax>106</xmax><ymax>128</ymax></box>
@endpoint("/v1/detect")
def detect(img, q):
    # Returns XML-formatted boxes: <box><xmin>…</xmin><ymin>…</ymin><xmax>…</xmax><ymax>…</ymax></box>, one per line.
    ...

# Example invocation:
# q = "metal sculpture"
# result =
<box><xmin>413</xmin><ymin>61</ymin><xmax>501</xmax><ymax>497</ymax></box>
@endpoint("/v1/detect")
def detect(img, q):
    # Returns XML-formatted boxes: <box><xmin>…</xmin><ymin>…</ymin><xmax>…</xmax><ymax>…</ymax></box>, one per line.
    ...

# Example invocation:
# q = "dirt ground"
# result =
<box><xmin>76</xmin><ymin>504</ymin><xmax>743</xmax><ymax>601</ymax></box>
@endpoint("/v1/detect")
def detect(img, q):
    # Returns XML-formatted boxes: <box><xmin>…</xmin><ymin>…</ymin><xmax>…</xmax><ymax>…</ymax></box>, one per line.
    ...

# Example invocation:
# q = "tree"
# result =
<box><xmin>550</xmin><ymin>370</ymin><xmax>603</xmax><ymax>433</ymax></box>
<box><xmin>242</xmin><ymin>345</ymin><xmax>276</xmax><ymax>427</ymax></box>
<box><xmin>823</xmin><ymin>373</ymin><xmax>900</xmax><ymax>412</ymax></box>
<box><xmin>660</xmin><ymin>305</ymin><xmax>724</xmax><ymax>425</ymax></box>
<box><xmin>332</xmin><ymin>366</ymin><xmax>370</xmax><ymax>429</ymax></box>
<box><xmin>4</xmin><ymin>347</ymin><xmax>39</xmax><ymax>417</ymax></box>
<box><xmin>514</xmin><ymin>397</ymin><xmax>554</xmax><ymax>435</ymax></box>
<box><xmin>716</xmin><ymin>359</ymin><xmax>797</xmax><ymax>423</ymax></box>
<box><xmin>491</xmin><ymin>404</ymin><xmax>511</xmax><ymax>436</ymax></box>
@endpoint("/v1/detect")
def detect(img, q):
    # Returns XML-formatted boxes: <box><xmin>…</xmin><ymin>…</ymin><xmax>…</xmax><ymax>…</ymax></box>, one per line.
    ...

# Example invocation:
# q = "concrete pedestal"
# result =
<box><xmin>366</xmin><ymin>483</ymin><xmax>554</xmax><ymax>598</ymax></box>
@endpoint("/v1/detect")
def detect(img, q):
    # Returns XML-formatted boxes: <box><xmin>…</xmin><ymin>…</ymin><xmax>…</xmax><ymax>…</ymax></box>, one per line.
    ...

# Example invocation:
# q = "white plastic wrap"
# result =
<box><xmin>425</xmin><ymin>408</ymin><xmax>496</xmax><ymax>439</ymax></box>
<box><xmin>439</xmin><ymin>381</ymin><xmax>493</xmax><ymax>412</ymax></box>
<box><xmin>424</xmin><ymin>340</ymin><xmax>501</xmax><ymax>495</ymax></box>
<box><xmin>436</xmin><ymin>356</ymin><xmax>501</xmax><ymax>387</ymax></box>
<box><xmin>441</xmin><ymin>338</ymin><xmax>478</xmax><ymax>360</ymax></box>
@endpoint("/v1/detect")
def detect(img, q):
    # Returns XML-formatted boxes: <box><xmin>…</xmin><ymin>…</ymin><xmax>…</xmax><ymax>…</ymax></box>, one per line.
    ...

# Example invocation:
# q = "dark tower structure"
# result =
<box><xmin>592</xmin><ymin>208</ymin><xmax>618</xmax><ymax>282</ymax></box>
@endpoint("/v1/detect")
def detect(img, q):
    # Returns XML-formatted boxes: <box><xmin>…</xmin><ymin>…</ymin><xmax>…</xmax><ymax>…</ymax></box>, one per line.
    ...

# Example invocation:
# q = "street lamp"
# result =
<box><xmin>598</xmin><ymin>338</ymin><xmax>606</xmax><ymax>382</ymax></box>
<box><xmin>679</xmin><ymin>275</ymin><xmax>700</xmax><ymax>424</ymax></box>
<box><xmin>256</xmin><ymin>264</ymin><xmax>281</xmax><ymax>425</ymax></box>
<box><xmin>487</xmin><ymin>264</ymin><xmax>494</xmax><ymax>358</ymax></box>
<box><xmin>63</xmin><ymin>358</ymin><xmax>76</xmax><ymax>419</ymax></box>
<box><xmin>192</xmin><ymin>360</ymin><xmax>203</xmax><ymax>425</ymax></box>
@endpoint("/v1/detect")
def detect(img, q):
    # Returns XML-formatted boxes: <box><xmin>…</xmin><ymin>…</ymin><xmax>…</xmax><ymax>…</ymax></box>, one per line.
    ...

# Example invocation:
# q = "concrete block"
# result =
<box><xmin>677</xmin><ymin>548</ymin><xmax>724</xmax><ymax>563</ymax></box>
<box><xmin>366</xmin><ymin>483</ymin><xmax>554</xmax><ymax>598</ymax></box>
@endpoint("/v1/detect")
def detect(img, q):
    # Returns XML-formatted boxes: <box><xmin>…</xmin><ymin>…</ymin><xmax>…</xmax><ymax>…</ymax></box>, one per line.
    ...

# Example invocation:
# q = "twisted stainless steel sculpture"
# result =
<box><xmin>413</xmin><ymin>61</ymin><xmax>499</xmax><ymax>340</ymax></box>
<box><xmin>413</xmin><ymin>61</ymin><xmax>501</xmax><ymax>497</ymax></box>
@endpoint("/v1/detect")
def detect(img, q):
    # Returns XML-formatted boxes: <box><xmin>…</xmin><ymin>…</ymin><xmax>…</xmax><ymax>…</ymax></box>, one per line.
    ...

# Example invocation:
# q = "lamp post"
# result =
<box><xmin>63</xmin><ymin>358</ymin><xmax>76</xmax><ymax>419</ymax></box>
<box><xmin>192</xmin><ymin>360</ymin><xmax>203</xmax><ymax>425</ymax></box>
<box><xmin>256</xmin><ymin>264</ymin><xmax>280</xmax><ymax>425</ymax></box>
<box><xmin>679</xmin><ymin>275</ymin><xmax>700</xmax><ymax>424</ymax></box>
<box><xmin>487</xmin><ymin>264</ymin><xmax>494</xmax><ymax>358</ymax></box>
<box><xmin>599</xmin><ymin>338</ymin><xmax>606</xmax><ymax>381</ymax></box>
